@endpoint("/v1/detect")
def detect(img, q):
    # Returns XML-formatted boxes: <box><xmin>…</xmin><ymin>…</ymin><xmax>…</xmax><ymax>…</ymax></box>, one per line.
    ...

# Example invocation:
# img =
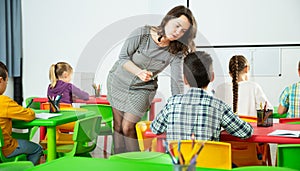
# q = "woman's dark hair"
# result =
<box><xmin>157</xmin><ymin>5</ymin><xmax>197</xmax><ymax>55</ymax></box>
<box><xmin>184</xmin><ymin>51</ymin><xmax>213</xmax><ymax>88</ymax></box>
<box><xmin>229</xmin><ymin>55</ymin><xmax>248</xmax><ymax>113</ymax></box>
<box><xmin>0</xmin><ymin>61</ymin><xmax>8</xmax><ymax>80</ymax></box>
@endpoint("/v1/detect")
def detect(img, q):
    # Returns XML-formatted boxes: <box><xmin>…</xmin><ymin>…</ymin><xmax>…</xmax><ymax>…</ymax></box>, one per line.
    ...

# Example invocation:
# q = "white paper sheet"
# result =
<box><xmin>35</xmin><ymin>113</ymin><xmax>62</xmax><ymax>119</ymax></box>
<box><xmin>268</xmin><ymin>129</ymin><xmax>300</xmax><ymax>138</ymax></box>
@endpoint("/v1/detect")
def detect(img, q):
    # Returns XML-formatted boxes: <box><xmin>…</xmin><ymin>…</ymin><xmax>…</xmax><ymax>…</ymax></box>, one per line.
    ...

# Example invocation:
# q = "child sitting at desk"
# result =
<box><xmin>47</xmin><ymin>61</ymin><xmax>89</xmax><ymax>104</ymax></box>
<box><xmin>150</xmin><ymin>51</ymin><xmax>253</xmax><ymax>141</ymax></box>
<box><xmin>278</xmin><ymin>60</ymin><xmax>300</xmax><ymax>117</ymax></box>
<box><xmin>214</xmin><ymin>55</ymin><xmax>273</xmax><ymax>116</ymax></box>
<box><xmin>214</xmin><ymin>55</ymin><xmax>273</xmax><ymax>166</ymax></box>
<box><xmin>45</xmin><ymin>62</ymin><xmax>89</xmax><ymax>142</ymax></box>
<box><xmin>0</xmin><ymin>61</ymin><xmax>43</xmax><ymax>165</ymax></box>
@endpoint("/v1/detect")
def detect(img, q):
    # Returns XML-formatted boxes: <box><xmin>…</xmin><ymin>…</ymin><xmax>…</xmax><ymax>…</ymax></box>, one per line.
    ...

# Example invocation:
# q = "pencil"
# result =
<box><xmin>177</xmin><ymin>141</ymin><xmax>185</xmax><ymax>165</ymax></box>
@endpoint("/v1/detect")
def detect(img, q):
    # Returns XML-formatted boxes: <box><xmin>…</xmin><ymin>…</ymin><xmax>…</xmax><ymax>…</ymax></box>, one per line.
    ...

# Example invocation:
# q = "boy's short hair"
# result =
<box><xmin>183</xmin><ymin>51</ymin><xmax>213</xmax><ymax>88</ymax></box>
<box><xmin>0</xmin><ymin>61</ymin><xmax>8</xmax><ymax>80</ymax></box>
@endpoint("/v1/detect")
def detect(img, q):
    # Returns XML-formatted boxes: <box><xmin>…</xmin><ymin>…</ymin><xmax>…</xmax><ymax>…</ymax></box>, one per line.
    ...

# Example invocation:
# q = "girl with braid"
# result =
<box><xmin>215</xmin><ymin>55</ymin><xmax>273</xmax><ymax>116</ymax></box>
<box><xmin>215</xmin><ymin>55</ymin><xmax>273</xmax><ymax>166</ymax></box>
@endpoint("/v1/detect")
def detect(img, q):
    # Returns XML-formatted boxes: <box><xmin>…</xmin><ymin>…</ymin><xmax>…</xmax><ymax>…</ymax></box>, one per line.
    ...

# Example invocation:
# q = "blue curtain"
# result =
<box><xmin>0</xmin><ymin>0</ymin><xmax>22</xmax><ymax>77</ymax></box>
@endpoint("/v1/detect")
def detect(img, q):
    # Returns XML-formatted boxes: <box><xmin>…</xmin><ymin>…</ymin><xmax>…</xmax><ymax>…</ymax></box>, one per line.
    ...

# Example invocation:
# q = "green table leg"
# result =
<box><xmin>47</xmin><ymin>126</ymin><xmax>56</xmax><ymax>161</ymax></box>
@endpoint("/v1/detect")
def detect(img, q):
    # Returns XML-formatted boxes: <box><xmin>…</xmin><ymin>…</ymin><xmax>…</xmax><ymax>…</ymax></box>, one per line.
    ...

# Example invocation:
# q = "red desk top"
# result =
<box><xmin>220</xmin><ymin>122</ymin><xmax>300</xmax><ymax>144</ymax></box>
<box><xmin>74</xmin><ymin>96</ymin><xmax>109</xmax><ymax>104</ymax></box>
<box><xmin>34</xmin><ymin>95</ymin><xmax>161</xmax><ymax>105</ymax></box>
<box><xmin>33</xmin><ymin>96</ymin><xmax>109</xmax><ymax>104</ymax></box>
<box><xmin>144</xmin><ymin>122</ymin><xmax>300</xmax><ymax>144</ymax></box>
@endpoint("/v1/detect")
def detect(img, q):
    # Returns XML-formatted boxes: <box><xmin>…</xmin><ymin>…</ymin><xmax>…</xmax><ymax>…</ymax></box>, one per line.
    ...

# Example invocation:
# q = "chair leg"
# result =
<box><xmin>103</xmin><ymin>135</ymin><xmax>108</xmax><ymax>158</ymax></box>
<box><xmin>260</xmin><ymin>143</ymin><xmax>272</xmax><ymax>166</ymax></box>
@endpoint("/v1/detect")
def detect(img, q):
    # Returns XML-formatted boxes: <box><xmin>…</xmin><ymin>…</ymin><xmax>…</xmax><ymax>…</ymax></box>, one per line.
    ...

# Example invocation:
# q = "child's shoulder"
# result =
<box><xmin>0</xmin><ymin>95</ymin><xmax>16</xmax><ymax>108</ymax></box>
<box><xmin>0</xmin><ymin>95</ymin><xmax>14</xmax><ymax>102</ymax></box>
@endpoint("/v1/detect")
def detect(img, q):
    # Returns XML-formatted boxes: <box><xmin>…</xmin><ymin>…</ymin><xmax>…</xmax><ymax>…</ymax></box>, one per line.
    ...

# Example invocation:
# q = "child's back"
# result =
<box><xmin>47</xmin><ymin>62</ymin><xmax>89</xmax><ymax>104</ymax></box>
<box><xmin>215</xmin><ymin>55</ymin><xmax>272</xmax><ymax>116</ymax></box>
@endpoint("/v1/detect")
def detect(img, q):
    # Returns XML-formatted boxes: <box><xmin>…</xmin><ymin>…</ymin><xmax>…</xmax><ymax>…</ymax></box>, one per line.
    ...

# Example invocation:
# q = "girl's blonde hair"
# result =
<box><xmin>229</xmin><ymin>55</ymin><xmax>248</xmax><ymax>113</ymax></box>
<box><xmin>49</xmin><ymin>62</ymin><xmax>73</xmax><ymax>88</ymax></box>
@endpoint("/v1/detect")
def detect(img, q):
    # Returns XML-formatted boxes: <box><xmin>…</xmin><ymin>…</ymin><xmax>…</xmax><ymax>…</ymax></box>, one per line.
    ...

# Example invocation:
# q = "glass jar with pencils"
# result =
<box><xmin>257</xmin><ymin>109</ymin><xmax>273</xmax><ymax>127</ymax></box>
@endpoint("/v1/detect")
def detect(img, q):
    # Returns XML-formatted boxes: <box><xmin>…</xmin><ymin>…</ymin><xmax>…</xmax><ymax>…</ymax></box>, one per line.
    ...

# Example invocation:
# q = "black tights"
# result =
<box><xmin>112</xmin><ymin>107</ymin><xmax>140</xmax><ymax>154</ymax></box>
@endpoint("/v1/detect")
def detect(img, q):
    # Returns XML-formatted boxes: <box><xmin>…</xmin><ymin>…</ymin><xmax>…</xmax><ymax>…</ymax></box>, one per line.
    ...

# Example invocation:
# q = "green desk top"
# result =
<box><xmin>13</xmin><ymin>110</ymin><xmax>95</xmax><ymax>128</ymax></box>
<box><xmin>26</xmin><ymin>157</ymin><xmax>227</xmax><ymax>171</ymax></box>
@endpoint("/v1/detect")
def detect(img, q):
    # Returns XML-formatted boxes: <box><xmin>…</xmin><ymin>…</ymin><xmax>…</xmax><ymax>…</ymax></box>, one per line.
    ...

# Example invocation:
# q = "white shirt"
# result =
<box><xmin>214</xmin><ymin>81</ymin><xmax>273</xmax><ymax>116</ymax></box>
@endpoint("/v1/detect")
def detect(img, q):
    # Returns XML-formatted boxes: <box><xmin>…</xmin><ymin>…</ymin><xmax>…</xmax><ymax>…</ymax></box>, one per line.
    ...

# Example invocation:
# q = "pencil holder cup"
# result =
<box><xmin>257</xmin><ymin>109</ymin><xmax>273</xmax><ymax>127</ymax></box>
<box><xmin>173</xmin><ymin>164</ymin><xmax>195</xmax><ymax>171</ymax></box>
<box><xmin>49</xmin><ymin>102</ymin><xmax>60</xmax><ymax>113</ymax></box>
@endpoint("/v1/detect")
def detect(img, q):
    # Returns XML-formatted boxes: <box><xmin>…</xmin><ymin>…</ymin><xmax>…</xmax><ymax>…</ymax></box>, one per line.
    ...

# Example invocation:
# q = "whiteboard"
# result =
<box><xmin>190</xmin><ymin>0</ymin><xmax>300</xmax><ymax>46</ymax></box>
<box><xmin>199</xmin><ymin>47</ymin><xmax>281</xmax><ymax>77</ymax></box>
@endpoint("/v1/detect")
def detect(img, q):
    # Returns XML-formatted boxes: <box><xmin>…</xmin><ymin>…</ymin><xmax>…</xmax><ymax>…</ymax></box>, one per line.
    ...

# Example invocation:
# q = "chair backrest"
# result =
<box><xmin>41</xmin><ymin>102</ymin><xmax>72</xmax><ymax>110</ymax></box>
<box><xmin>279</xmin><ymin>118</ymin><xmax>300</xmax><ymax>124</ymax></box>
<box><xmin>109</xmin><ymin>151</ymin><xmax>172</xmax><ymax>164</ymax></box>
<box><xmin>238</xmin><ymin>115</ymin><xmax>257</xmax><ymax>123</ymax></box>
<box><xmin>228</xmin><ymin>141</ymin><xmax>263</xmax><ymax>166</ymax></box>
<box><xmin>277</xmin><ymin>144</ymin><xmax>300</xmax><ymax>170</ymax></box>
<box><xmin>71</xmin><ymin>115</ymin><xmax>102</xmax><ymax>155</ymax></box>
<box><xmin>0</xmin><ymin>128</ymin><xmax>27</xmax><ymax>162</ymax></box>
<box><xmin>80</xmin><ymin>104</ymin><xmax>113</xmax><ymax>128</ymax></box>
<box><xmin>136</xmin><ymin>121</ymin><xmax>157</xmax><ymax>152</ymax></box>
<box><xmin>25</xmin><ymin>97</ymin><xmax>40</xmax><ymax>109</ymax></box>
<box><xmin>168</xmin><ymin>140</ymin><xmax>232</xmax><ymax>170</ymax></box>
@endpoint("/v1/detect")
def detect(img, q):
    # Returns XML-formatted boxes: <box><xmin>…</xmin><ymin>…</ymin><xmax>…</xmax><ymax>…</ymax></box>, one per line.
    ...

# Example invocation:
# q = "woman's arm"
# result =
<box><xmin>170</xmin><ymin>55</ymin><xmax>184</xmax><ymax>95</ymax></box>
<box><xmin>119</xmin><ymin>26</ymin><xmax>153</xmax><ymax>81</ymax></box>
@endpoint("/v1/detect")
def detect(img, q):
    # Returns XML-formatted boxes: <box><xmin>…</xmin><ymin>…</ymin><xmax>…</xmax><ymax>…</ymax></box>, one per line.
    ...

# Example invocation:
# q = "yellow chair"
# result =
<box><xmin>169</xmin><ymin>140</ymin><xmax>232</xmax><ymax>170</ymax></box>
<box><xmin>136</xmin><ymin>121</ymin><xmax>157</xmax><ymax>152</ymax></box>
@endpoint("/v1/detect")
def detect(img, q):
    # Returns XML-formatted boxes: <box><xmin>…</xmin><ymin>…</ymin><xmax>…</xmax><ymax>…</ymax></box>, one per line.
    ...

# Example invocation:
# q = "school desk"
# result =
<box><xmin>143</xmin><ymin>122</ymin><xmax>300</xmax><ymax>153</ymax></box>
<box><xmin>34</xmin><ymin>96</ymin><xmax>162</xmax><ymax>121</ymax></box>
<box><xmin>220</xmin><ymin>122</ymin><xmax>300</xmax><ymax>144</ymax></box>
<box><xmin>12</xmin><ymin>110</ymin><xmax>95</xmax><ymax>161</ymax></box>
<box><xmin>25</xmin><ymin>156</ymin><xmax>228</xmax><ymax>171</ymax></box>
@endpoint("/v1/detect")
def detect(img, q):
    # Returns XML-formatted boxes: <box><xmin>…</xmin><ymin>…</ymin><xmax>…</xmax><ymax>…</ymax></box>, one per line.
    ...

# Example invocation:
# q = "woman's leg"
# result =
<box><xmin>112</xmin><ymin>107</ymin><xmax>126</xmax><ymax>154</ymax></box>
<box><xmin>7</xmin><ymin>139</ymin><xmax>43</xmax><ymax>165</ymax></box>
<box><xmin>122</xmin><ymin>112</ymin><xmax>141</xmax><ymax>152</ymax></box>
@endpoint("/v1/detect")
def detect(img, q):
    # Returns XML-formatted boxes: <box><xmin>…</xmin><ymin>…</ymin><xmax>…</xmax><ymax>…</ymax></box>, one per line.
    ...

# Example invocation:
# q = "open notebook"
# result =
<box><xmin>268</xmin><ymin>130</ymin><xmax>300</xmax><ymax>138</ymax></box>
<box><xmin>35</xmin><ymin>113</ymin><xmax>62</xmax><ymax>119</ymax></box>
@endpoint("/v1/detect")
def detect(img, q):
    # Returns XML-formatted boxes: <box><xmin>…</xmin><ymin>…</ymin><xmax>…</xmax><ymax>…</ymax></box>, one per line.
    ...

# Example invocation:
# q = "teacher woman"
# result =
<box><xmin>107</xmin><ymin>5</ymin><xmax>197</xmax><ymax>154</ymax></box>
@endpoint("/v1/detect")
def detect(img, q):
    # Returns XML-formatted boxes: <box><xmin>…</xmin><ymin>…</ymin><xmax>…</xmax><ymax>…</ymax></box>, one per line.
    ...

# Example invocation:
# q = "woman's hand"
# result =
<box><xmin>136</xmin><ymin>69</ymin><xmax>153</xmax><ymax>82</ymax></box>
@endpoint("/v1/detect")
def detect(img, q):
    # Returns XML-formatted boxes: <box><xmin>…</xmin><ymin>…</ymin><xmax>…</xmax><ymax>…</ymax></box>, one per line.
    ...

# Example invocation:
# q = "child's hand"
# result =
<box><xmin>136</xmin><ymin>69</ymin><xmax>153</xmax><ymax>82</ymax></box>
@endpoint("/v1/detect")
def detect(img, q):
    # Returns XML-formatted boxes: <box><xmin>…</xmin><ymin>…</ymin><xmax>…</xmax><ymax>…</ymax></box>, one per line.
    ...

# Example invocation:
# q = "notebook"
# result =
<box><xmin>268</xmin><ymin>129</ymin><xmax>300</xmax><ymax>138</ymax></box>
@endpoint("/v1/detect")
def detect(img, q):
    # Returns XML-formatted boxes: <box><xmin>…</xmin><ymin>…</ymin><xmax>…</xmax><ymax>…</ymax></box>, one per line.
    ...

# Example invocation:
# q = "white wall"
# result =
<box><xmin>190</xmin><ymin>0</ymin><xmax>300</xmax><ymax>46</ymax></box>
<box><xmin>21</xmin><ymin>0</ymin><xmax>187</xmax><ymax>108</ymax></box>
<box><xmin>22</xmin><ymin>0</ymin><xmax>299</xmax><ymax>114</ymax></box>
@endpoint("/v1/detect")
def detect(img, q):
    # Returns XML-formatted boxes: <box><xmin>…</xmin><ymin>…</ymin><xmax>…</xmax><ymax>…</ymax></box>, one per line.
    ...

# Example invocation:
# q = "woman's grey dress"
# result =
<box><xmin>107</xmin><ymin>25</ymin><xmax>184</xmax><ymax>117</ymax></box>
